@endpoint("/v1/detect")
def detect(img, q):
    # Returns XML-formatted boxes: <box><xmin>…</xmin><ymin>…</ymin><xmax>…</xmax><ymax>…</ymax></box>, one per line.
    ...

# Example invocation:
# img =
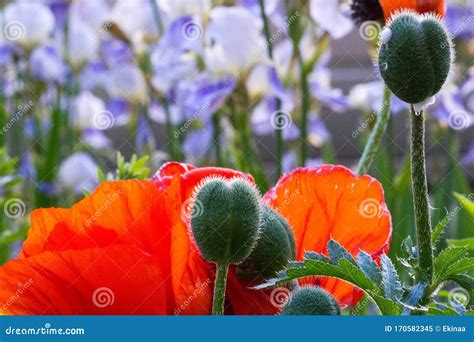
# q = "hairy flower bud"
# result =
<box><xmin>378</xmin><ymin>12</ymin><xmax>453</xmax><ymax>105</ymax></box>
<box><xmin>191</xmin><ymin>177</ymin><xmax>261</xmax><ymax>265</ymax></box>
<box><xmin>237</xmin><ymin>205</ymin><xmax>296</xmax><ymax>281</ymax></box>
<box><xmin>281</xmin><ymin>287</ymin><xmax>341</xmax><ymax>315</ymax></box>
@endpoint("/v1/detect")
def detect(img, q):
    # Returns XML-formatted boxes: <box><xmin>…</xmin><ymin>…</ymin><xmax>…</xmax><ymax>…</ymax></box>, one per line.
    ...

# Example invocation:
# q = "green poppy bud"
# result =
<box><xmin>191</xmin><ymin>177</ymin><xmax>261</xmax><ymax>265</ymax></box>
<box><xmin>378</xmin><ymin>12</ymin><xmax>453</xmax><ymax>106</ymax></box>
<box><xmin>236</xmin><ymin>205</ymin><xmax>296</xmax><ymax>281</ymax></box>
<box><xmin>281</xmin><ymin>287</ymin><xmax>340</xmax><ymax>316</ymax></box>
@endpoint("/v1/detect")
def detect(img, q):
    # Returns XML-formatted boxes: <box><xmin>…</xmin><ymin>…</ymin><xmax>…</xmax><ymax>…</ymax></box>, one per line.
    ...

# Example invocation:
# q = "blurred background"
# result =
<box><xmin>0</xmin><ymin>0</ymin><xmax>473</xmax><ymax>265</ymax></box>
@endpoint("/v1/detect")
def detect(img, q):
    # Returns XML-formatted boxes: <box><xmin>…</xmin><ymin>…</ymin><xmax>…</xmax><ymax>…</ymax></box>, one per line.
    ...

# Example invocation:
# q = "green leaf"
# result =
<box><xmin>356</xmin><ymin>251</ymin><xmax>382</xmax><ymax>284</ymax></box>
<box><xmin>454</xmin><ymin>192</ymin><xmax>474</xmax><ymax>218</ymax></box>
<box><xmin>381</xmin><ymin>255</ymin><xmax>403</xmax><ymax>301</ymax></box>
<box><xmin>255</xmin><ymin>242</ymin><xmax>402</xmax><ymax>315</ymax></box>
<box><xmin>447</xmin><ymin>238</ymin><xmax>474</xmax><ymax>250</ymax></box>
<box><xmin>433</xmin><ymin>247</ymin><xmax>474</xmax><ymax>286</ymax></box>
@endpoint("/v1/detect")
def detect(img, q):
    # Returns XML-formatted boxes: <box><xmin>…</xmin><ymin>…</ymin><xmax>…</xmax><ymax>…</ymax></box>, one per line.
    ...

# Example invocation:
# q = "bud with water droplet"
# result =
<box><xmin>378</xmin><ymin>12</ymin><xmax>453</xmax><ymax>105</ymax></box>
<box><xmin>281</xmin><ymin>287</ymin><xmax>341</xmax><ymax>315</ymax></box>
<box><xmin>236</xmin><ymin>205</ymin><xmax>296</xmax><ymax>282</ymax></box>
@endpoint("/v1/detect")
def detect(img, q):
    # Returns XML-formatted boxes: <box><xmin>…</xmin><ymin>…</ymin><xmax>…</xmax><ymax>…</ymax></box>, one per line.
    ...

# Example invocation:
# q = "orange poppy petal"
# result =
<box><xmin>263</xmin><ymin>165</ymin><xmax>391</xmax><ymax>306</ymax></box>
<box><xmin>0</xmin><ymin>245</ymin><xmax>168</xmax><ymax>315</ymax></box>
<box><xmin>379</xmin><ymin>0</ymin><xmax>445</xmax><ymax>20</ymax></box>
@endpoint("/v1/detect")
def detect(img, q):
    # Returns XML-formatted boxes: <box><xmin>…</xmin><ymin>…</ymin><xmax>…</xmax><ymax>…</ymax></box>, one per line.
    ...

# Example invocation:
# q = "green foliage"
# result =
<box><xmin>378</xmin><ymin>13</ymin><xmax>452</xmax><ymax>104</ymax></box>
<box><xmin>191</xmin><ymin>178</ymin><xmax>261</xmax><ymax>265</ymax></box>
<box><xmin>281</xmin><ymin>287</ymin><xmax>340</xmax><ymax>315</ymax></box>
<box><xmin>98</xmin><ymin>152</ymin><xmax>150</xmax><ymax>182</ymax></box>
<box><xmin>257</xmin><ymin>240</ymin><xmax>474</xmax><ymax>315</ymax></box>
<box><xmin>255</xmin><ymin>240</ymin><xmax>403</xmax><ymax>315</ymax></box>
<box><xmin>237</xmin><ymin>205</ymin><xmax>296</xmax><ymax>281</ymax></box>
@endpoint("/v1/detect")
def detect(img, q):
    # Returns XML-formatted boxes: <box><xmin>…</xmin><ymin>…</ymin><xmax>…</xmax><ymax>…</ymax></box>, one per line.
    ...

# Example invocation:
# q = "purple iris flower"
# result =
<box><xmin>30</xmin><ymin>44</ymin><xmax>68</xmax><ymax>84</ymax></box>
<box><xmin>79</xmin><ymin>62</ymin><xmax>106</xmax><ymax>91</ymax></box>
<box><xmin>445</xmin><ymin>3</ymin><xmax>474</xmax><ymax>40</ymax></box>
<box><xmin>176</xmin><ymin>74</ymin><xmax>236</xmax><ymax>121</ymax></box>
<box><xmin>183</xmin><ymin>123</ymin><xmax>214</xmax><ymax>161</ymax></box>
<box><xmin>101</xmin><ymin>39</ymin><xmax>134</xmax><ymax>67</ymax></box>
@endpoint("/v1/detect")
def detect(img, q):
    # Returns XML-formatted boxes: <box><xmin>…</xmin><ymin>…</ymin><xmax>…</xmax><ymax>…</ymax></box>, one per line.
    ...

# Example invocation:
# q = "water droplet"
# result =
<box><xmin>382</xmin><ymin>62</ymin><xmax>388</xmax><ymax>71</ymax></box>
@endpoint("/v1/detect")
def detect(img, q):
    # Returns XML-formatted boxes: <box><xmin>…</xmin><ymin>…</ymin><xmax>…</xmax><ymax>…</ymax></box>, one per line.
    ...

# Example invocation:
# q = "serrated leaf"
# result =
<box><xmin>381</xmin><ymin>255</ymin><xmax>403</xmax><ymax>301</ymax></box>
<box><xmin>304</xmin><ymin>251</ymin><xmax>329</xmax><ymax>262</ymax></box>
<box><xmin>327</xmin><ymin>240</ymin><xmax>354</xmax><ymax>264</ymax></box>
<box><xmin>255</xmin><ymin>243</ymin><xmax>402</xmax><ymax>315</ymax></box>
<box><xmin>356</xmin><ymin>251</ymin><xmax>382</xmax><ymax>284</ymax></box>
<box><xmin>434</xmin><ymin>247</ymin><xmax>470</xmax><ymax>286</ymax></box>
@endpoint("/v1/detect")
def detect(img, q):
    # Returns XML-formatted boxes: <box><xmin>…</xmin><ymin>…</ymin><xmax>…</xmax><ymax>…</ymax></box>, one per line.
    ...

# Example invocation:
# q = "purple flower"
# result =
<box><xmin>308</xmin><ymin>115</ymin><xmax>331</xmax><ymax>147</ymax></box>
<box><xmin>462</xmin><ymin>141</ymin><xmax>474</xmax><ymax>165</ymax></box>
<box><xmin>79</xmin><ymin>62</ymin><xmax>106</xmax><ymax>91</ymax></box>
<box><xmin>101</xmin><ymin>39</ymin><xmax>134</xmax><ymax>67</ymax></box>
<box><xmin>176</xmin><ymin>74</ymin><xmax>236</xmax><ymax>121</ymax></box>
<box><xmin>81</xmin><ymin>129</ymin><xmax>112</xmax><ymax>149</ymax></box>
<box><xmin>349</xmin><ymin>80</ymin><xmax>406</xmax><ymax>114</ymax></box>
<box><xmin>445</xmin><ymin>3</ymin><xmax>474</xmax><ymax>40</ymax></box>
<box><xmin>183</xmin><ymin>124</ymin><xmax>214</xmax><ymax>161</ymax></box>
<box><xmin>30</xmin><ymin>44</ymin><xmax>67</xmax><ymax>84</ymax></box>
<box><xmin>282</xmin><ymin>151</ymin><xmax>324</xmax><ymax>173</ymax></box>
<box><xmin>57</xmin><ymin>152</ymin><xmax>99</xmax><ymax>194</ymax></box>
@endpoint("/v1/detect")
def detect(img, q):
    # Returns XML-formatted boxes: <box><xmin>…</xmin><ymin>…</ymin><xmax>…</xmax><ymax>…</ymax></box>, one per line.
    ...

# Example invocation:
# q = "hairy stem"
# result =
<box><xmin>410</xmin><ymin>107</ymin><xmax>433</xmax><ymax>283</ymax></box>
<box><xmin>212</xmin><ymin>263</ymin><xmax>229</xmax><ymax>315</ymax></box>
<box><xmin>356</xmin><ymin>86</ymin><xmax>392</xmax><ymax>175</ymax></box>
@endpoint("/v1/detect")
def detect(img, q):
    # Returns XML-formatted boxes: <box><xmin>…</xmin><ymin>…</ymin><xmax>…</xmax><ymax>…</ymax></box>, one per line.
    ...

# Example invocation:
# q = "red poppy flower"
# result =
<box><xmin>263</xmin><ymin>165</ymin><xmax>391</xmax><ymax>306</ymax></box>
<box><xmin>378</xmin><ymin>0</ymin><xmax>445</xmax><ymax>20</ymax></box>
<box><xmin>0</xmin><ymin>162</ymin><xmax>391</xmax><ymax>314</ymax></box>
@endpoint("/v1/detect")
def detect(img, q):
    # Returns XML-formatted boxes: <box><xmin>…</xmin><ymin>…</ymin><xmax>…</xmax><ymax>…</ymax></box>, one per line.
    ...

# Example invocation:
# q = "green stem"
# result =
<box><xmin>410</xmin><ymin>107</ymin><xmax>433</xmax><ymax>284</ymax></box>
<box><xmin>212</xmin><ymin>263</ymin><xmax>229</xmax><ymax>315</ymax></box>
<box><xmin>149</xmin><ymin>0</ymin><xmax>164</xmax><ymax>34</ymax></box>
<box><xmin>296</xmin><ymin>48</ymin><xmax>310</xmax><ymax>166</ymax></box>
<box><xmin>0</xmin><ymin>92</ymin><xmax>5</xmax><ymax>147</ymax></box>
<box><xmin>258</xmin><ymin>0</ymin><xmax>283</xmax><ymax>178</ymax></box>
<box><xmin>212</xmin><ymin>113</ymin><xmax>222</xmax><ymax>165</ymax></box>
<box><xmin>356</xmin><ymin>86</ymin><xmax>392</xmax><ymax>175</ymax></box>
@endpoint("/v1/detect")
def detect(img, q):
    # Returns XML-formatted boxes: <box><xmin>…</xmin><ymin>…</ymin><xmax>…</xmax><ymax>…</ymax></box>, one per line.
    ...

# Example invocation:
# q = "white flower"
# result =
<box><xmin>3</xmin><ymin>2</ymin><xmax>55</xmax><ymax>48</ymax></box>
<box><xmin>72</xmin><ymin>91</ymin><xmax>106</xmax><ymax>130</ymax></box>
<box><xmin>159</xmin><ymin>0</ymin><xmax>211</xmax><ymax>22</ymax></box>
<box><xmin>110</xmin><ymin>0</ymin><xmax>159</xmax><ymax>45</ymax></box>
<box><xmin>58</xmin><ymin>152</ymin><xmax>99</xmax><ymax>194</ymax></box>
<box><xmin>68</xmin><ymin>19</ymin><xmax>100</xmax><ymax>69</ymax></box>
<box><xmin>69</xmin><ymin>0</ymin><xmax>110</xmax><ymax>30</ymax></box>
<box><xmin>309</xmin><ymin>0</ymin><xmax>353</xmax><ymax>39</ymax></box>
<box><xmin>204</xmin><ymin>6</ymin><xmax>266</xmax><ymax>76</ymax></box>
<box><xmin>104</xmin><ymin>64</ymin><xmax>148</xmax><ymax>104</ymax></box>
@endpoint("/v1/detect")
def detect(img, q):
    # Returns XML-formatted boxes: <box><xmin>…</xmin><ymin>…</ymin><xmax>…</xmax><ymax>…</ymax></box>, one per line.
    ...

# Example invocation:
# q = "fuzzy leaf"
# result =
<box><xmin>447</xmin><ymin>238</ymin><xmax>474</xmax><ymax>250</ymax></box>
<box><xmin>327</xmin><ymin>240</ymin><xmax>355</xmax><ymax>264</ymax></box>
<box><xmin>433</xmin><ymin>247</ymin><xmax>471</xmax><ymax>286</ymax></box>
<box><xmin>381</xmin><ymin>255</ymin><xmax>403</xmax><ymax>301</ymax></box>
<box><xmin>255</xmin><ymin>242</ymin><xmax>402</xmax><ymax>315</ymax></box>
<box><xmin>356</xmin><ymin>251</ymin><xmax>382</xmax><ymax>284</ymax></box>
<box><xmin>402</xmin><ymin>281</ymin><xmax>428</xmax><ymax>314</ymax></box>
